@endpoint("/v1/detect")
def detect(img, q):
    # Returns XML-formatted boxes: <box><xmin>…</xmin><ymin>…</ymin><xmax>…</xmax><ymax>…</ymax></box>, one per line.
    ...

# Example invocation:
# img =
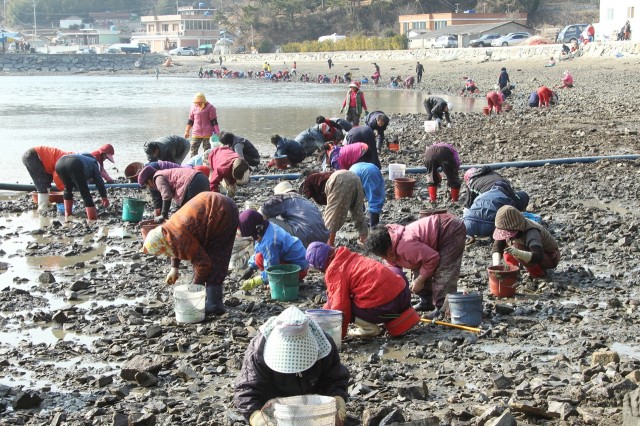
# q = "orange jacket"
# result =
<box><xmin>34</xmin><ymin>146</ymin><xmax>72</xmax><ymax>190</ymax></box>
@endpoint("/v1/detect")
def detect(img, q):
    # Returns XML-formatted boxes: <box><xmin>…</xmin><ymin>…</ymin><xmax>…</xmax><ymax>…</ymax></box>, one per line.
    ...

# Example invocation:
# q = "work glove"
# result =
<box><xmin>101</xmin><ymin>197</ymin><xmax>110</xmax><ymax>208</ymax></box>
<box><xmin>492</xmin><ymin>252</ymin><xmax>502</xmax><ymax>266</ymax></box>
<box><xmin>504</xmin><ymin>246</ymin><xmax>532</xmax><ymax>263</ymax></box>
<box><xmin>226</xmin><ymin>184</ymin><xmax>236</xmax><ymax>198</ymax></box>
<box><xmin>165</xmin><ymin>267</ymin><xmax>179</xmax><ymax>285</ymax></box>
<box><xmin>249</xmin><ymin>410</ymin><xmax>268</xmax><ymax>426</ymax></box>
<box><xmin>335</xmin><ymin>396</ymin><xmax>347</xmax><ymax>426</ymax></box>
<box><xmin>240</xmin><ymin>268</ymin><xmax>255</xmax><ymax>280</ymax></box>
<box><xmin>154</xmin><ymin>216</ymin><xmax>165</xmax><ymax>224</ymax></box>
<box><xmin>241</xmin><ymin>276</ymin><xmax>264</xmax><ymax>292</ymax></box>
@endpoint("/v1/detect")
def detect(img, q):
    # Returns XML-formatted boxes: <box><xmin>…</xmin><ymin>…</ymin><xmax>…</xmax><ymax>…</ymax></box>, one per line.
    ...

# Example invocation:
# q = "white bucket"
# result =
<box><xmin>424</xmin><ymin>120</ymin><xmax>439</xmax><ymax>133</ymax></box>
<box><xmin>305</xmin><ymin>309</ymin><xmax>343</xmax><ymax>350</ymax></box>
<box><xmin>274</xmin><ymin>395</ymin><xmax>337</xmax><ymax>426</ymax></box>
<box><xmin>388</xmin><ymin>163</ymin><xmax>406</xmax><ymax>181</ymax></box>
<box><xmin>173</xmin><ymin>284</ymin><xmax>206</xmax><ymax>324</ymax></box>
<box><xmin>230</xmin><ymin>236</ymin><xmax>254</xmax><ymax>270</ymax></box>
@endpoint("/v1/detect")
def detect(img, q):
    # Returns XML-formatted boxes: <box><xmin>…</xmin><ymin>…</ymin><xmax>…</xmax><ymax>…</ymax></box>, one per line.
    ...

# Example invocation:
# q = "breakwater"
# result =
<box><xmin>0</xmin><ymin>53</ymin><xmax>165</xmax><ymax>73</ymax></box>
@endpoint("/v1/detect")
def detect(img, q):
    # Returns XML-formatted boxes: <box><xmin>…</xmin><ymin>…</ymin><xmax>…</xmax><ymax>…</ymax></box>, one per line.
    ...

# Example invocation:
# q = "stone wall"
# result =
<box><xmin>0</xmin><ymin>54</ymin><xmax>166</xmax><ymax>73</ymax></box>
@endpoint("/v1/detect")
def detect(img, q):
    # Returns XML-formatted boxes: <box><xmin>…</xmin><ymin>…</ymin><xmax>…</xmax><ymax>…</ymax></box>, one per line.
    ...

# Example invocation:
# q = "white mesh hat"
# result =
<box><xmin>261</xmin><ymin>306</ymin><xmax>331</xmax><ymax>374</ymax></box>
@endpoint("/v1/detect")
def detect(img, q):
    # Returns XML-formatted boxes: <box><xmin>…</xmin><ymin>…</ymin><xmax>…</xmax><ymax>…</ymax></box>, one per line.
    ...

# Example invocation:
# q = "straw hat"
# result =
<box><xmin>273</xmin><ymin>181</ymin><xmax>295</xmax><ymax>195</ymax></box>
<box><xmin>260</xmin><ymin>306</ymin><xmax>331</xmax><ymax>374</ymax></box>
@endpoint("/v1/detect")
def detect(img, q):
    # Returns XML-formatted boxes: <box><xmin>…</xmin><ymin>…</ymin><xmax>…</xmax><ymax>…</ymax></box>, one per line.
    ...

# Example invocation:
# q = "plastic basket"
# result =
<box><xmin>274</xmin><ymin>395</ymin><xmax>337</xmax><ymax>426</ymax></box>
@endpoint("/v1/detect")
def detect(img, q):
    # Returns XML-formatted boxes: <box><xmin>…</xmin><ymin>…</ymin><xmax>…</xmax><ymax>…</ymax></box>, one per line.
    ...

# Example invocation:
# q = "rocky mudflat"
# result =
<box><xmin>0</xmin><ymin>54</ymin><xmax>639</xmax><ymax>425</ymax></box>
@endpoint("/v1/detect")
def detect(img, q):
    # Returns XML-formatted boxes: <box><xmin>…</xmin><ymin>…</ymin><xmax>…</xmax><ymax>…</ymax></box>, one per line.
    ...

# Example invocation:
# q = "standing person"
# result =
<box><xmin>269</xmin><ymin>135</ymin><xmax>306</xmax><ymax>166</ymax></box>
<box><xmin>185</xmin><ymin>92</ymin><xmax>219</xmax><ymax>158</ymax></box>
<box><xmin>327</xmin><ymin>58</ymin><xmax>333</xmax><ymax>69</ymax></box>
<box><xmin>623</xmin><ymin>20</ymin><xmax>631</xmax><ymax>40</ymax></box>
<box><xmin>218</xmin><ymin>55</ymin><xmax>223</xmax><ymax>66</ymax></box>
<box><xmin>345</xmin><ymin>125</ymin><xmax>381</xmax><ymax>169</ymax></box>
<box><xmin>492</xmin><ymin>205</ymin><xmax>561</xmax><ymax>278</ymax></box>
<box><xmin>424</xmin><ymin>143</ymin><xmax>462</xmax><ymax>203</ymax></box>
<box><xmin>22</xmin><ymin>146</ymin><xmax>71</xmax><ymax>212</ymax></box>
<box><xmin>155</xmin><ymin>66</ymin><xmax>160</xmax><ymax>80</ymax></box>
<box><xmin>144</xmin><ymin>135</ymin><xmax>191</xmax><ymax>164</ymax></box>
<box><xmin>137</xmin><ymin>165</ymin><xmax>209</xmax><ymax>222</ymax></box>
<box><xmin>291</xmin><ymin>60</ymin><xmax>297</xmax><ymax>76</ymax></box>
<box><xmin>142</xmin><ymin>192</ymin><xmax>238</xmax><ymax>315</ymax></box>
<box><xmin>372</xmin><ymin>63</ymin><xmax>381</xmax><ymax>85</ymax></box>
<box><xmin>90</xmin><ymin>144</ymin><xmax>116</xmax><ymax>183</ymax></box>
<box><xmin>587</xmin><ymin>24</ymin><xmax>595</xmax><ymax>42</ymax></box>
<box><xmin>54</xmin><ymin>154</ymin><xmax>109</xmax><ymax>220</ymax></box>
<box><xmin>537</xmin><ymin>85</ymin><xmax>554</xmax><ymax>107</ymax></box>
<box><xmin>423</xmin><ymin>97</ymin><xmax>452</xmax><ymax>127</ymax></box>
<box><xmin>238</xmin><ymin>210</ymin><xmax>308</xmax><ymax>291</ymax></box>
<box><xmin>323</xmin><ymin>170</ymin><xmax>368</xmax><ymax>247</ymax></box>
<box><xmin>365</xmin><ymin>213</ymin><xmax>467</xmax><ymax>319</ymax></box>
<box><xmin>233</xmin><ymin>306</ymin><xmax>349</xmax><ymax>426</ymax></box>
<box><xmin>219</xmin><ymin>131</ymin><xmax>260</xmax><ymax>168</ymax></box>
<box><xmin>305</xmin><ymin>242</ymin><xmax>412</xmax><ymax>338</ymax></box>
<box><xmin>415</xmin><ymin>61</ymin><xmax>424</xmax><ymax>83</ymax></box>
<box><xmin>486</xmin><ymin>90</ymin><xmax>504</xmax><ymax>114</ymax></box>
<box><xmin>340</xmin><ymin>82</ymin><xmax>368</xmax><ymax>127</ymax></box>
<box><xmin>349</xmin><ymin>162</ymin><xmax>385</xmax><ymax>228</ymax></box>
<box><xmin>365</xmin><ymin>111</ymin><xmax>390</xmax><ymax>153</ymax></box>
<box><xmin>208</xmin><ymin>145</ymin><xmax>250</xmax><ymax>195</ymax></box>
<box><xmin>260</xmin><ymin>181</ymin><xmax>329</xmax><ymax>247</ymax></box>
<box><xmin>497</xmin><ymin>67</ymin><xmax>510</xmax><ymax>92</ymax></box>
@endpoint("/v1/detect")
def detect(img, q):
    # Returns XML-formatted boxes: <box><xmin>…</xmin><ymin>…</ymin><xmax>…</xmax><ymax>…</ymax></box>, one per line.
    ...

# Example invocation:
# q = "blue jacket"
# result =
<box><xmin>528</xmin><ymin>92</ymin><xmax>539</xmax><ymax>107</ymax></box>
<box><xmin>275</xmin><ymin>137</ymin><xmax>306</xmax><ymax>164</ymax></box>
<box><xmin>463</xmin><ymin>185</ymin><xmax>525</xmax><ymax>237</ymax></box>
<box><xmin>349</xmin><ymin>162</ymin><xmax>385</xmax><ymax>214</ymax></box>
<box><xmin>248</xmin><ymin>222</ymin><xmax>308</xmax><ymax>282</ymax></box>
<box><xmin>261</xmin><ymin>193</ymin><xmax>329</xmax><ymax>247</ymax></box>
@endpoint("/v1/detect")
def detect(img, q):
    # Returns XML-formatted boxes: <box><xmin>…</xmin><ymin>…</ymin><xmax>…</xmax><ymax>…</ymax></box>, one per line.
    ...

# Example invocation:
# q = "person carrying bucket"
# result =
<box><xmin>233</xmin><ymin>306</ymin><xmax>348</xmax><ymax>425</ymax></box>
<box><xmin>349</xmin><ymin>162</ymin><xmax>385</xmax><ymax>228</ymax></box>
<box><xmin>54</xmin><ymin>153</ymin><xmax>110</xmax><ymax>220</ymax></box>
<box><xmin>138</xmin><ymin>165</ymin><xmax>209</xmax><ymax>223</ymax></box>
<box><xmin>259</xmin><ymin>181</ymin><xmax>329</xmax><ymax>247</ymax></box>
<box><xmin>423</xmin><ymin>96</ymin><xmax>452</xmax><ymax>128</ymax></box>
<box><xmin>144</xmin><ymin>135</ymin><xmax>190</xmax><ymax>165</ymax></box>
<box><xmin>238</xmin><ymin>210</ymin><xmax>308</xmax><ymax>292</ymax></box>
<box><xmin>424</xmin><ymin>143</ymin><xmax>462</xmax><ymax>203</ymax></box>
<box><xmin>491</xmin><ymin>205</ymin><xmax>561</xmax><ymax>278</ymax></box>
<box><xmin>142</xmin><ymin>192</ymin><xmax>238</xmax><ymax>315</ymax></box>
<box><xmin>365</xmin><ymin>213</ymin><xmax>466</xmax><ymax>319</ymax></box>
<box><xmin>185</xmin><ymin>92</ymin><xmax>219</xmax><ymax>158</ymax></box>
<box><xmin>305</xmin><ymin>242</ymin><xmax>414</xmax><ymax>338</ymax></box>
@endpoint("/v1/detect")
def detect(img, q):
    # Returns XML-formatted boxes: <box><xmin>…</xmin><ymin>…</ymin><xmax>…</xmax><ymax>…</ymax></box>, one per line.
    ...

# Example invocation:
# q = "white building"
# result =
<box><xmin>598</xmin><ymin>0</ymin><xmax>637</xmax><ymax>41</ymax></box>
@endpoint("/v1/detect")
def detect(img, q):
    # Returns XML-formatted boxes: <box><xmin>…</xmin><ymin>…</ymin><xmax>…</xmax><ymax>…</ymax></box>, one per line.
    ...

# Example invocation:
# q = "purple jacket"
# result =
<box><xmin>188</xmin><ymin>102</ymin><xmax>218</xmax><ymax>138</ymax></box>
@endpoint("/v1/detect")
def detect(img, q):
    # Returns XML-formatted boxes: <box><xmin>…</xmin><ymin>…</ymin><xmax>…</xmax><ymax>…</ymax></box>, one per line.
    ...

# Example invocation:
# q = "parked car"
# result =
<box><xmin>431</xmin><ymin>35</ymin><xmax>458</xmax><ymax>49</ymax></box>
<box><xmin>556</xmin><ymin>24</ymin><xmax>588</xmax><ymax>43</ymax></box>
<box><xmin>169</xmin><ymin>46</ymin><xmax>196</xmax><ymax>56</ymax></box>
<box><xmin>77</xmin><ymin>47</ymin><xmax>97</xmax><ymax>54</ymax></box>
<box><xmin>491</xmin><ymin>32</ymin><xmax>531</xmax><ymax>47</ymax></box>
<box><xmin>469</xmin><ymin>33</ymin><xmax>502</xmax><ymax>47</ymax></box>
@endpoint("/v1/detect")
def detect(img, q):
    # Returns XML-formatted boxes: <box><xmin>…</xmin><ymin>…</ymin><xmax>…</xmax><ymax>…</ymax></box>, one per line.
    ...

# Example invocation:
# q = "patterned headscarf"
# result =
<box><xmin>142</xmin><ymin>226</ymin><xmax>174</xmax><ymax>257</ymax></box>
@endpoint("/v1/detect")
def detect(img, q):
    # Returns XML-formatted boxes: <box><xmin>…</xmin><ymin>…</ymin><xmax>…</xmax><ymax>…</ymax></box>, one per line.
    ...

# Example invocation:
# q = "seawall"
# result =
<box><xmin>0</xmin><ymin>53</ymin><xmax>166</xmax><ymax>74</ymax></box>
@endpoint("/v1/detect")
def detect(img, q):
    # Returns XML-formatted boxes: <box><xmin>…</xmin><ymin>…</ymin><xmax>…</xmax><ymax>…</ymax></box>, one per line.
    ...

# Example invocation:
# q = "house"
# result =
<box><xmin>399</xmin><ymin>12</ymin><xmax>528</xmax><ymax>35</ymax></box>
<box><xmin>598</xmin><ymin>0</ymin><xmax>637</xmax><ymax>41</ymax></box>
<box><xmin>89</xmin><ymin>12</ymin><xmax>132</xmax><ymax>29</ymax></box>
<box><xmin>132</xmin><ymin>5</ymin><xmax>221</xmax><ymax>52</ymax></box>
<box><xmin>407</xmin><ymin>21</ymin><xmax>533</xmax><ymax>49</ymax></box>
<box><xmin>60</xmin><ymin>16</ymin><xmax>85</xmax><ymax>30</ymax></box>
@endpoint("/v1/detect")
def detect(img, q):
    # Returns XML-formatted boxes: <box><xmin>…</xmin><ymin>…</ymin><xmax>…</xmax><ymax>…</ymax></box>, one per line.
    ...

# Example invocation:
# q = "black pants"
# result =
<box><xmin>424</xmin><ymin>146</ymin><xmax>461</xmax><ymax>189</ymax></box>
<box><xmin>22</xmin><ymin>148</ymin><xmax>51</xmax><ymax>193</ymax></box>
<box><xmin>54</xmin><ymin>156</ymin><xmax>95</xmax><ymax>207</ymax></box>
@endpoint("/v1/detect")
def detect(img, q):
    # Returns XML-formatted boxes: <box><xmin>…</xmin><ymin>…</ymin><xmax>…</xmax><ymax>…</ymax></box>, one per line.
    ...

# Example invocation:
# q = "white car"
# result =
<box><xmin>169</xmin><ymin>47</ymin><xmax>196</xmax><ymax>56</ymax></box>
<box><xmin>491</xmin><ymin>32</ymin><xmax>531</xmax><ymax>47</ymax></box>
<box><xmin>431</xmin><ymin>35</ymin><xmax>458</xmax><ymax>49</ymax></box>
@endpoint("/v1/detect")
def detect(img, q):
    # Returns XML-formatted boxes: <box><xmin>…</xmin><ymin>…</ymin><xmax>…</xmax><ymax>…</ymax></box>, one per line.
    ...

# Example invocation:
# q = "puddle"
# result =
<box><xmin>0</xmin><ymin>326</ymin><xmax>99</xmax><ymax>348</ymax></box>
<box><xmin>74</xmin><ymin>296</ymin><xmax>147</xmax><ymax>310</ymax></box>
<box><xmin>611</xmin><ymin>342</ymin><xmax>640</xmax><ymax>360</ymax></box>
<box><xmin>1</xmin><ymin>366</ymin><xmax>61</xmax><ymax>392</ymax></box>
<box><xmin>578</xmin><ymin>199</ymin><xmax>634</xmax><ymax>216</ymax></box>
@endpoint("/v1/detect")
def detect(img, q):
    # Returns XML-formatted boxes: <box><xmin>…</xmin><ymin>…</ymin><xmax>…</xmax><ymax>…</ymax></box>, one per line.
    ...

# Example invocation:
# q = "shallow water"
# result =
<box><xmin>0</xmin><ymin>75</ymin><xmax>484</xmax><ymax>184</ymax></box>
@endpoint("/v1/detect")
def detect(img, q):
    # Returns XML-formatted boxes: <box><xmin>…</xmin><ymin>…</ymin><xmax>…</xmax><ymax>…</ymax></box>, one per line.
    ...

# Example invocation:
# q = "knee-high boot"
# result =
<box><xmin>205</xmin><ymin>285</ymin><xmax>226</xmax><ymax>315</ymax></box>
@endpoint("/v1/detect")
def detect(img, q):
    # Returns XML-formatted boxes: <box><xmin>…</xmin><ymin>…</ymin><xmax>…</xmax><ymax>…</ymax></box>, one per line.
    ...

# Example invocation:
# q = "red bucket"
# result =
<box><xmin>487</xmin><ymin>265</ymin><xmax>520</xmax><ymax>297</ymax></box>
<box><xmin>384</xmin><ymin>307</ymin><xmax>420</xmax><ymax>337</ymax></box>
<box><xmin>393</xmin><ymin>177</ymin><xmax>416</xmax><ymax>199</ymax></box>
<box><xmin>482</xmin><ymin>106</ymin><xmax>491</xmax><ymax>116</ymax></box>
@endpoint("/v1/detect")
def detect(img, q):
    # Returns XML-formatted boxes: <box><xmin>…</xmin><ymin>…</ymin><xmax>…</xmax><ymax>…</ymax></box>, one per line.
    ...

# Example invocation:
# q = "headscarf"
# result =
<box><xmin>138</xmin><ymin>165</ymin><xmax>158</xmax><ymax>187</ymax></box>
<box><xmin>305</xmin><ymin>242</ymin><xmax>334</xmax><ymax>271</ymax></box>
<box><xmin>493</xmin><ymin>205</ymin><xmax>527</xmax><ymax>240</ymax></box>
<box><xmin>193</xmin><ymin>92</ymin><xmax>206</xmax><ymax>104</ymax></box>
<box><xmin>238</xmin><ymin>209</ymin><xmax>269</xmax><ymax>240</ymax></box>
<box><xmin>463</xmin><ymin>168</ymin><xmax>476</xmax><ymax>182</ymax></box>
<box><xmin>142</xmin><ymin>226</ymin><xmax>174</xmax><ymax>257</ymax></box>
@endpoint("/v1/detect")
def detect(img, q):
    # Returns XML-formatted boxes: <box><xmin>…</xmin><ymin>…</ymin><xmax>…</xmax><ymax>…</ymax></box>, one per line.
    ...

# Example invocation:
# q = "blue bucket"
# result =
<box><xmin>56</xmin><ymin>203</ymin><xmax>73</xmax><ymax>215</ymax></box>
<box><xmin>448</xmin><ymin>292</ymin><xmax>483</xmax><ymax>327</ymax></box>
<box><xmin>523</xmin><ymin>212</ymin><xmax>542</xmax><ymax>223</ymax></box>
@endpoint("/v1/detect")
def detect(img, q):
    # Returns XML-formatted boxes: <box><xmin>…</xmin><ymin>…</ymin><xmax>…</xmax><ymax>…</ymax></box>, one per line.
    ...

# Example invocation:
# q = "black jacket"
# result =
<box><xmin>464</xmin><ymin>166</ymin><xmax>510</xmax><ymax>208</ymax></box>
<box><xmin>345</xmin><ymin>125</ymin><xmax>381</xmax><ymax>169</ymax></box>
<box><xmin>423</xmin><ymin>97</ymin><xmax>451</xmax><ymax>122</ymax></box>
<box><xmin>227</xmin><ymin>135</ymin><xmax>260</xmax><ymax>167</ymax></box>
<box><xmin>144</xmin><ymin>135</ymin><xmax>190</xmax><ymax>164</ymax></box>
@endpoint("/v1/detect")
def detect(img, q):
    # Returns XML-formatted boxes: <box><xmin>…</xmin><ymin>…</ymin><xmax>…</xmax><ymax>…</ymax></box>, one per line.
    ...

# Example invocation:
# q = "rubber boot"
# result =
<box><xmin>349</xmin><ymin>317</ymin><xmax>381</xmax><ymax>338</ymax></box>
<box><xmin>428</xmin><ymin>185</ymin><xmax>438</xmax><ymax>203</ymax></box>
<box><xmin>205</xmin><ymin>285</ymin><xmax>226</xmax><ymax>315</ymax></box>
<box><xmin>85</xmin><ymin>206</ymin><xmax>98</xmax><ymax>221</ymax></box>
<box><xmin>36</xmin><ymin>193</ymin><xmax>49</xmax><ymax>213</ymax></box>
<box><xmin>368</xmin><ymin>212</ymin><xmax>380</xmax><ymax>228</ymax></box>
<box><xmin>413</xmin><ymin>297</ymin><xmax>435</xmax><ymax>312</ymax></box>
<box><xmin>422</xmin><ymin>307</ymin><xmax>441</xmax><ymax>320</ymax></box>
<box><xmin>525</xmin><ymin>264</ymin><xmax>546</xmax><ymax>278</ymax></box>
<box><xmin>64</xmin><ymin>199</ymin><xmax>74</xmax><ymax>217</ymax></box>
<box><xmin>450</xmin><ymin>187</ymin><xmax>460</xmax><ymax>202</ymax></box>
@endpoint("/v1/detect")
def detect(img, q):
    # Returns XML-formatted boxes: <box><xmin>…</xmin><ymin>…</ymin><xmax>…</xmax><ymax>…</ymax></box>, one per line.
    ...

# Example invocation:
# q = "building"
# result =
<box><xmin>133</xmin><ymin>5</ymin><xmax>223</xmax><ymax>52</ymax></box>
<box><xmin>89</xmin><ymin>12</ymin><xmax>132</xmax><ymax>29</ymax></box>
<box><xmin>598</xmin><ymin>0</ymin><xmax>637</xmax><ymax>41</ymax></box>
<box><xmin>60</xmin><ymin>16</ymin><xmax>85</xmax><ymax>30</ymax></box>
<box><xmin>407</xmin><ymin>21</ymin><xmax>533</xmax><ymax>49</ymax></box>
<box><xmin>399</xmin><ymin>12</ymin><xmax>528</xmax><ymax>35</ymax></box>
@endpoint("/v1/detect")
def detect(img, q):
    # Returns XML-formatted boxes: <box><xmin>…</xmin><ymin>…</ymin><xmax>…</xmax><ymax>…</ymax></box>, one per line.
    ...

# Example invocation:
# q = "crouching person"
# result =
<box><xmin>239</xmin><ymin>210</ymin><xmax>309</xmax><ymax>291</ymax></box>
<box><xmin>306</xmin><ymin>242</ymin><xmax>412</xmax><ymax>338</ymax></box>
<box><xmin>142</xmin><ymin>192</ymin><xmax>239</xmax><ymax>315</ymax></box>
<box><xmin>233</xmin><ymin>306</ymin><xmax>349</xmax><ymax>426</ymax></box>
<box><xmin>492</xmin><ymin>205</ymin><xmax>561</xmax><ymax>278</ymax></box>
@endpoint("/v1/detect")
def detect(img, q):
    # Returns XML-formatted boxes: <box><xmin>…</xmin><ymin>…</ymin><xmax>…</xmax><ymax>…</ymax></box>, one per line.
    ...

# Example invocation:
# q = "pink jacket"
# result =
<box><xmin>562</xmin><ymin>73</ymin><xmax>573</xmax><ymax>85</ymax></box>
<box><xmin>154</xmin><ymin>168</ymin><xmax>201</xmax><ymax>206</ymax></box>
<box><xmin>208</xmin><ymin>146</ymin><xmax>240</xmax><ymax>192</ymax></box>
<box><xmin>188</xmin><ymin>102</ymin><xmax>218</xmax><ymax>138</ymax></box>
<box><xmin>386</xmin><ymin>213</ymin><xmax>460</xmax><ymax>279</ymax></box>
<box><xmin>336</xmin><ymin>142</ymin><xmax>367</xmax><ymax>170</ymax></box>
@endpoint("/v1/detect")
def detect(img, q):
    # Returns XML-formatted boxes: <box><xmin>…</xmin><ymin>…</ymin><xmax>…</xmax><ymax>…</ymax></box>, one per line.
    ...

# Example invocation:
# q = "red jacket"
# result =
<box><xmin>324</xmin><ymin>247</ymin><xmax>406</xmax><ymax>337</ymax></box>
<box><xmin>34</xmin><ymin>146</ymin><xmax>72</xmax><ymax>190</ymax></box>
<box><xmin>208</xmin><ymin>146</ymin><xmax>240</xmax><ymax>192</ymax></box>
